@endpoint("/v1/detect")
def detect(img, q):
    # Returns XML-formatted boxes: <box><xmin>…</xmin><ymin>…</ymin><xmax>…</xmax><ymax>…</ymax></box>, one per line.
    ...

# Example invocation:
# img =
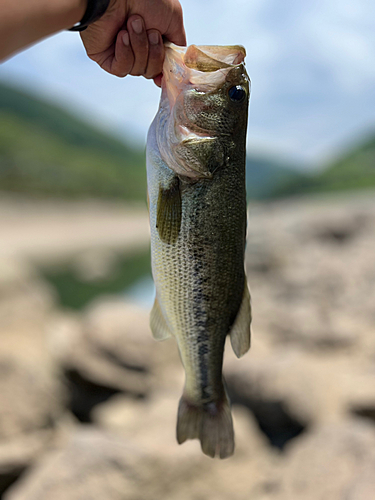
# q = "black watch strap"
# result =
<box><xmin>69</xmin><ymin>0</ymin><xmax>110</xmax><ymax>32</ymax></box>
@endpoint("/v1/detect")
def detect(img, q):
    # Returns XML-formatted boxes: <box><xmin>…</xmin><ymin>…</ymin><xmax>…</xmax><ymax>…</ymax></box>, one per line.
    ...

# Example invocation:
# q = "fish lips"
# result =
<box><xmin>161</xmin><ymin>43</ymin><xmax>249</xmax><ymax>113</ymax></box>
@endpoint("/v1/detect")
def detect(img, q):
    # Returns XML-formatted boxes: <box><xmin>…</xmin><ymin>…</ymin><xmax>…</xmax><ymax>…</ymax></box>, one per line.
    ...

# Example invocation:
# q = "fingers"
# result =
<box><xmin>109</xmin><ymin>30</ymin><xmax>134</xmax><ymax>77</ymax></box>
<box><xmin>127</xmin><ymin>15</ymin><xmax>149</xmax><ymax>76</ymax></box>
<box><xmin>107</xmin><ymin>19</ymin><xmax>163</xmax><ymax>80</ymax></box>
<box><xmin>153</xmin><ymin>74</ymin><xmax>163</xmax><ymax>88</ymax></box>
<box><xmin>87</xmin><ymin>14</ymin><xmax>165</xmax><ymax>80</ymax></box>
<box><xmin>144</xmin><ymin>30</ymin><xmax>164</xmax><ymax>80</ymax></box>
<box><xmin>81</xmin><ymin>0</ymin><xmax>186</xmax><ymax>80</ymax></box>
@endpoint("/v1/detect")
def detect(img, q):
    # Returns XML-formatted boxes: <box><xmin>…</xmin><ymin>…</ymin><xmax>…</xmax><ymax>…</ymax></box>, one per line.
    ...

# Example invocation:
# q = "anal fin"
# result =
<box><xmin>150</xmin><ymin>297</ymin><xmax>172</xmax><ymax>341</ymax></box>
<box><xmin>230</xmin><ymin>282</ymin><xmax>251</xmax><ymax>358</ymax></box>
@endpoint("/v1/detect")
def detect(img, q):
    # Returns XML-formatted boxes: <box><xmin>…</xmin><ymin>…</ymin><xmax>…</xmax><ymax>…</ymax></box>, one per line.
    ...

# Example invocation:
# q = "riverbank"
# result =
<box><xmin>0</xmin><ymin>195</ymin><xmax>150</xmax><ymax>264</ymax></box>
<box><xmin>1</xmin><ymin>192</ymin><xmax>375</xmax><ymax>499</ymax></box>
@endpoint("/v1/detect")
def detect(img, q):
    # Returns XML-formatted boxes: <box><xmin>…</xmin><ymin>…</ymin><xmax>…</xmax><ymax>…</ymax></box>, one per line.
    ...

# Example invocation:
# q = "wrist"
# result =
<box><xmin>33</xmin><ymin>0</ymin><xmax>87</xmax><ymax>32</ymax></box>
<box><xmin>62</xmin><ymin>0</ymin><xmax>87</xmax><ymax>28</ymax></box>
<box><xmin>74</xmin><ymin>0</ymin><xmax>88</xmax><ymax>21</ymax></box>
<box><xmin>69</xmin><ymin>0</ymin><xmax>111</xmax><ymax>31</ymax></box>
<box><xmin>0</xmin><ymin>0</ymin><xmax>88</xmax><ymax>60</ymax></box>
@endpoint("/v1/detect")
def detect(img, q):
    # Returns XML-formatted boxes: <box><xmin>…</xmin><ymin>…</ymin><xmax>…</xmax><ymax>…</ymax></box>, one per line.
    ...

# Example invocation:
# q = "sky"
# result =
<box><xmin>0</xmin><ymin>0</ymin><xmax>375</xmax><ymax>168</ymax></box>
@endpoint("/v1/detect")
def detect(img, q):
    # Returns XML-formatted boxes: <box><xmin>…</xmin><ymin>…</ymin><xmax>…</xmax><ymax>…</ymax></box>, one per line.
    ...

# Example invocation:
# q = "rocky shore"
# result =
<box><xmin>1</xmin><ymin>192</ymin><xmax>375</xmax><ymax>499</ymax></box>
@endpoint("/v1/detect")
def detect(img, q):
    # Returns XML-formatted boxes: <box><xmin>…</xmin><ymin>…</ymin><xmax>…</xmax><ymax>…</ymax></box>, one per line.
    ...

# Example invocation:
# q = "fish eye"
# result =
<box><xmin>228</xmin><ymin>85</ymin><xmax>246</xmax><ymax>103</ymax></box>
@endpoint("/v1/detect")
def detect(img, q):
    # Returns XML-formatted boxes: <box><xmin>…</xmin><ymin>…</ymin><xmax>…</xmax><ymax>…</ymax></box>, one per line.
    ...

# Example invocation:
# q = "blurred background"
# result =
<box><xmin>0</xmin><ymin>0</ymin><xmax>375</xmax><ymax>498</ymax></box>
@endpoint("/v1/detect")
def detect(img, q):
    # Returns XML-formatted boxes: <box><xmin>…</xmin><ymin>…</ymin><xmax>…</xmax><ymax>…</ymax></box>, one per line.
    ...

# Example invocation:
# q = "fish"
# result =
<box><xmin>146</xmin><ymin>43</ymin><xmax>251</xmax><ymax>459</ymax></box>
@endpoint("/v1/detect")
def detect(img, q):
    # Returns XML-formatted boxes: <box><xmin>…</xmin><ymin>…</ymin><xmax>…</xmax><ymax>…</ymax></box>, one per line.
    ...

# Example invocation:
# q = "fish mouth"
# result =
<box><xmin>184</xmin><ymin>45</ymin><xmax>246</xmax><ymax>71</ymax></box>
<box><xmin>161</xmin><ymin>43</ymin><xmax>246</xmax><ymax>111</ymax></box>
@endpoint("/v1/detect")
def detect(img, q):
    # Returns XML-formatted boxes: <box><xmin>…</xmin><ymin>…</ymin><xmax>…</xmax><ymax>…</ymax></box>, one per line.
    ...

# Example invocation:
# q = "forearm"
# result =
<box><xmin>0</xmin><ymin>0</ymin><xmax>86</xmax><ymax>60</ymax></box>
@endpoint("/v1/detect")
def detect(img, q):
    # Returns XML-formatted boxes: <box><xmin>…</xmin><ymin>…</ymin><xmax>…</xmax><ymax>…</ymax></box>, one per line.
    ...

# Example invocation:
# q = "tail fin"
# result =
<box><xmin>176</xmin><ymin>392</ymin><xmax>234</xmax><ymax>459</ymax></box>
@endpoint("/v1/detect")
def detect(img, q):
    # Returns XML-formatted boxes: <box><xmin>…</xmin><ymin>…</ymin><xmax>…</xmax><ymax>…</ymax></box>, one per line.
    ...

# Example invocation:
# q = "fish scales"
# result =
<box><xmin>147</xmin><ymin>43</ymin><xmax>251</xmax><ymax>459</ymax></box>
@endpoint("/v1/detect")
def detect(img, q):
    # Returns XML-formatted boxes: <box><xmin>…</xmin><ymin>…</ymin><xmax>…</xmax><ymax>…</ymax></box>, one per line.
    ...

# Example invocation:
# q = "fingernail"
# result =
<box><xmin>148</xmin><ymin>32</ymin><xmax>159</xmax><ymax>45</ymax></box>
<box><xmin>132</xmin><ymin>18</ymin><xmax>142</xmax><ymax>34</ymax></box>
<box><xmin>122</xmin><ymin>31</ymin><xmax>129</xmax><ymax>46</ymax></box>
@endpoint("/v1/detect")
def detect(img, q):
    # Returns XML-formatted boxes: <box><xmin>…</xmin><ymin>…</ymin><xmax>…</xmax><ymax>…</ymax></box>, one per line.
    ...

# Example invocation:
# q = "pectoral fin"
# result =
<box><xmin>156</xmin><ymin>176</ymin><xmax>182</xmax><ymax>245</ymax></box>
<box><xmin>230</xmin><ymin>282</ymin><xmax>251</xmax><ymax>358</ymax></box>
<box><xmin>150</xmin><ymin>297</ymin><xmax>172</xmax><ymax>341</ymax></box>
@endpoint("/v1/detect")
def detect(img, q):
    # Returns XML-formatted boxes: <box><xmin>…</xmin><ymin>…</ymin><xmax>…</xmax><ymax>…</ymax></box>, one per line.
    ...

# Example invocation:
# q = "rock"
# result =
<box><xmin>92</xmin><ymin>392</ymin><xmax>281</xmax><ymax>500</ymax></box>
<box><xmin>48</xmin><ymin>299</ymin><xmax>182</xmax><ymax>421</ymax></box>
<box><xmin>48</xmin><ymin>311</ymin><xmax>148</xmax><ymax>422</ymax></box>
<box><xmin>2</xmin><ymin>194</ymin><xmax>375</xmax><ymax>499</ymax></box>
<box><xmin>0</xmin><ymin>355</ymin><xmax>66</xmax><ymax>440</ymax></box>
<box><xmin>346</xmin><ymin>455</ymin><xmax>375</xmax><ymax>500</ymax></box>
<box><xmin>277</xmin><ymin>420</ymin><xmax>375</xmax><ymax>500</ymax></box>
<box><xmin>3</xmin><ymin>428</ymin><xmax>148</xmax><ymax>500</ymax></box>
<box><xmin>254</xmin><ymin>299</ymin><xmax>359</xmax><ymax>350</ymax></box>
<box><xmin>225</xmin><ymin>346</ymin><xmax>375</xmax><ymax>437</ymax></box>
<box><xmin>83</xmin><ymin>298</ymin><xmax>155</xmax><ymax>372</ymax></box>
<box><xmin>83</xmin><ymin>297</ymin><xmax>182</xmax><ymax>389</ymax></box>
<box><xmin>3</xmin><ymin>424</ymin><xmax>279</xmax><ymax>500</ymax></box>
<box><xmin>93</xmin><ymin>390</ymin><xmax>270</xmax><ymax>453</ymax></box>
<box><xmin>0</xmin><ymin>258</ymin><xmax>66</xmax><ymax>440</ymax></box>
<box><xmin>0</xmin><ymin>257</ymin><xmax>56</xmax><ymax>332</ymax></box>
<box><xmin>0</xmin><ymin>432</ymin><xmax>50</xmax><ymax>475</ymax></box>
<box><xmin>50</xmin><ymin>306</ymin><xmax>151</xmax><ymax>395</ymax></box>
<box><xmin>246</xmin><ymin>196</ymin><xmax>375</xmax><ymax>355</ymax></box>
<box><xmin>0</xmin><ymin>259</ymin><xmax>68</xmax><ymax>494</ymax></box>
<box><xmin>0</xmin><ymin>431</ymin><xmax>53</xmax><ymax>495</ymax></box>
<box><xmin>59</xmin><ymin>296</ymin><xmax>182</xmax><ymax>387</ymax></box>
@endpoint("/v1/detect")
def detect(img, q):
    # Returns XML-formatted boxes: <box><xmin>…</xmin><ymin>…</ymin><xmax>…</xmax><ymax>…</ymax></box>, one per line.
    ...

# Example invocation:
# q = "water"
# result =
<box><xmin>123</xmin><ymin>274</ymin><xmax>155</xmax><ymax>309</ymax></box>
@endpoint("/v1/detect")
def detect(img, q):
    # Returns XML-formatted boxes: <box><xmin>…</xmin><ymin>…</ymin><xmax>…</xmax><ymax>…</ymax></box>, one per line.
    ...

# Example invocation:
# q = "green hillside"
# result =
<box><xmin>246</xmin><ymin>155</ymin><xmax>306</xmax><ymax>199</ymax></box>
<box><xmin>315</xmin><ymin>134</ymin><xmax>375</xmax><ymax>192</ymax></box>
<box><xmin>0</xmin><ymin>82</ymin><xmax>146</xmax><ymax>200</ymax></box>
<box><xmin>0</xmin><ymin>80</ymin><xmax>307</xmax><ymax>201</ymax></box>
<box><xmin>1</xmin><ymin>80</ymin><xmax>372</xmax><ymax>202</ymax></box>
<box><xmin>272</xmin><ymin>134</ymin><xmax>375</xmax><ymax>198</ymax></box>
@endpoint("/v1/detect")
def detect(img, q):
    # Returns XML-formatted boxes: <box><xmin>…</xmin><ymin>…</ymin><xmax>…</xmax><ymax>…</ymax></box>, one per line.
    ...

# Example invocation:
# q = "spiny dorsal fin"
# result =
<box><xmin>156</xmin><ymin>176</ymin><xmax>182</xmax><ymax>245</ymax></box>
<box><xmin>150</xmin><ymin>296</ymin><xmax>172</xmax><ymax>341</ymax></box>
<box><xmin>230</xmin><ymin>282</ymin><xmax>251</xmax><ymax>358</ymax></box>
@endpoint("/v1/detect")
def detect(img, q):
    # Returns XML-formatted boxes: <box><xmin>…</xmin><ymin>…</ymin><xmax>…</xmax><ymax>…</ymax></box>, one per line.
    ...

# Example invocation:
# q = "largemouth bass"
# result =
<box><xmin>146</xmin><ymin>43</ymin><xmax>251</xmax><ymax>459</ymax></box>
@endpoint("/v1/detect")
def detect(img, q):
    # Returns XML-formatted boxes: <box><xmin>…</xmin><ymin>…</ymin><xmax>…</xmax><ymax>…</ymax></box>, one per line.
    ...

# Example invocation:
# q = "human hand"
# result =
<box><xmin>80</xmin><ymin>0</ymin><xmax>186</xmax><ymax>85</ymax></box>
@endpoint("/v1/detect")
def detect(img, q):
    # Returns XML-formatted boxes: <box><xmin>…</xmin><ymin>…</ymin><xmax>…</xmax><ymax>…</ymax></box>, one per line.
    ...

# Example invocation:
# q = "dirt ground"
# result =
<box><xmin>0</xmin><ymin>195</ymin><xmax>150</xmax><ymax>264</ymax></box>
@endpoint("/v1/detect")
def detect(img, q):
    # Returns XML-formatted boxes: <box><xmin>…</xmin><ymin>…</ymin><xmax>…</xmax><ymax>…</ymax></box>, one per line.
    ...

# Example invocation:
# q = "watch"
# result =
<box><xmin>69</xmin><ymin>0</ymin><xmax>110</xmax><ymax>32</ymax></box>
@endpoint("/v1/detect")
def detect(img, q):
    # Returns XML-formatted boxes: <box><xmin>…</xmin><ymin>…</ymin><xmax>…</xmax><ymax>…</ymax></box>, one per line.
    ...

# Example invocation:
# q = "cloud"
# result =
<box><xmin>0</xmin><ymin>0</ymin><xmax>374</xmax><ymax>165</ymax></box>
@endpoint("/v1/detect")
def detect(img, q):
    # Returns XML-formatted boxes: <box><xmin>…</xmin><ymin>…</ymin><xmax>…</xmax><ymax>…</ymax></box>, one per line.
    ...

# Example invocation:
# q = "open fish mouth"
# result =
<box><xmin>162</xmin><ymin>43</ymin><xmax>247</xmax><ymax>110</ymax></box>
<box><xmin>184</xmin><ymin>45</ymin><xmax>246</xmax><ymax>70</ymax></box>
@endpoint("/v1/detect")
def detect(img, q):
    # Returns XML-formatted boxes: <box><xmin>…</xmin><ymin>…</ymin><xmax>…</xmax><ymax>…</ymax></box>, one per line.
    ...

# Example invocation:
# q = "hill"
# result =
<box><xmin>0</xmin><ymin>82</ymin><xmax>146</xmax><ymax>200</ymax></box>
<box><xmin>314</xmin><ymin>134</ymin><xmax>375</xmax><ymax>192</ymax></box>
<box><xmin>7</xmin><ymin>80</ymin><xmax>373</xmax><ymax>203</ymax></box>
<box><xmin>272</xmin><ymin>133</ymin><xmax>375</xmax><ymax>198</ymax></box>
<box><xmin>246</xmin><ymin>155</ymin><xmax>306</xmax><ymax>199</ymax></box>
